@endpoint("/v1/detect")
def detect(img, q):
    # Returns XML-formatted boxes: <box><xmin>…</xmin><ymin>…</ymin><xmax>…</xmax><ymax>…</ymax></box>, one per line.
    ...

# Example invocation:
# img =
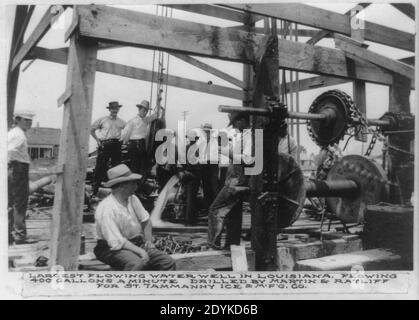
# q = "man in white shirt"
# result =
<box><xmin>207</xmin><ymin>112</ymin><xmax>253</xmax><ymax>250</ymax></box>
<box><xmin>94</xmin><ymin>164</ymin><xmax>175</xmax><ymax>271</ymax></box>
<box><xmin>121</xmin><ymin>100</ymin><xmax>158</xmax><ymax>176</ymax></box>
<box><xmin>8</xmin><ymin>111</ymin><xmax>34</xmax><ymax>244</ymax></box>
<box><xmin>90</xmin><ymin>101</ymin><xmax>126</xmax><ymax>194</ymax></box>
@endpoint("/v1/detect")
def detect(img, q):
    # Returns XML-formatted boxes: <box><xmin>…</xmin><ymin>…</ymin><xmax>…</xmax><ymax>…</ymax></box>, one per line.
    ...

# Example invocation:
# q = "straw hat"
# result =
<box><xmin>201</xmin><ymin>123</ymin><xmax>213</xmax><ymax>131</ymax></box>
<box><xmin>103</xmin><ymin>164</ymin><xmax>142</xmax><ymax>187</ymax></box>
<box><xmin>136</xmin><ymin>100</ymin><xmax>150</xmax><ymax>110</ymax></box>
<box><xmin>14</xmin><ymin>110</ymin><xmax>35</xmax><ymax>120</ymax></box>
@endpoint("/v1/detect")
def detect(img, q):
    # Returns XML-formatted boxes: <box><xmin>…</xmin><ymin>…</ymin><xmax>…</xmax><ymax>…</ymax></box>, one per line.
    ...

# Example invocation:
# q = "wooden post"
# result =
<box><xmin>351</xmin><ymin>12</ymin><xmax>368</xmax><ymax>144</ymax></box>
<box><xmin>50</xmin><ymin>29</ymin><xmax>98</xmax><ymax>270</ymax></box>
<box><xmin>242</xmin><ymin>13</ymin><xmax>255</xmax><ymax>107</ymax></box>
<box><xmin>249</xmin><ymin>18</ymin><xmax>280</xmax><ymax>271</ymax></box>
<box><xmin>7</xmin><ymin>6</ymin><xmax>29</xmax><ymax>128</ymax></box>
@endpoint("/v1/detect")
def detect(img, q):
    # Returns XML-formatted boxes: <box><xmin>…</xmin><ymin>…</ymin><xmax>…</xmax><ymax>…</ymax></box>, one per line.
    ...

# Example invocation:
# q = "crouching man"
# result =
<box><xmin>94</xmin><ymin>164</ymin><xmax>176</xmax><ymax>271</ymax></box>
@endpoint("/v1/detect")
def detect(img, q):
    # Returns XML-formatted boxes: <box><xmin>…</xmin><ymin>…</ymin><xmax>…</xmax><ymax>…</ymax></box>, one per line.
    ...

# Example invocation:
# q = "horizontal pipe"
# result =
<box><xmin>219</xmin><ymin>105</ymin><xmax>327</xmax><ymax>120</ymax></box>
<box><xmin>29</xmin><ymin>176</ymin><xmax>54</xmax><ymax>194</ymax></box>
<box><xmin>305</xmin><ymin>180</ymin><xmax>359</xmax><ymax>198</ymax></box>
<box><xmin>219</xmin><ymin>105</ymin><xmax>391</xmax><ymax>127</ymax></box>
<box><xmin>351</xmin><ymin>117</ymin><xmax>391</xmax><ymax>127</ymax></box>
<box><xmin>288</xmin><ymin>111</ymin><xmax>327</xmax><ymax>121</ymax></box>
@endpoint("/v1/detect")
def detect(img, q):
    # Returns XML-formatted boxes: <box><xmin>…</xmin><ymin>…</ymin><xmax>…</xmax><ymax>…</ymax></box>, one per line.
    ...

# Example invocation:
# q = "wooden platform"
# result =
<box><xmin>295</xmin><ymin>248</ymin><xmax>402</xmax><ymax>271</ymax></box>
<box><xmin>9</xmin><ymin>207</ymin><xmax>365</xmax><ymax>272</ymax></box>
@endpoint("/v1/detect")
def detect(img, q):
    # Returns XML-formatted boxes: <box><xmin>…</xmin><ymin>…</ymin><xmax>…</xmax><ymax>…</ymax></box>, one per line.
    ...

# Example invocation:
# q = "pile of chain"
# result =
<box><xmin>153</xmin><ymin>235</ymin><xmax>201</xmax><ymax>254</ymax></box>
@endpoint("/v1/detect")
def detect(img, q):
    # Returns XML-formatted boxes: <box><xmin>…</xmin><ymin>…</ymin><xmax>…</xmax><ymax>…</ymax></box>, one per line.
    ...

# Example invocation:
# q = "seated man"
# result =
<box><xmin>94</xmin><ymin>164</ymin><xmax>176</xmax><ymax>271</ymax></box>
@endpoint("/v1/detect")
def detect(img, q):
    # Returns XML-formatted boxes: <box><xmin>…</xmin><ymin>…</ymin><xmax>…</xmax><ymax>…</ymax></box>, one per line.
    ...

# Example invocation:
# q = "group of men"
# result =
<box><xmin>7</xmin><ymin>101</ymin><xmax>298</xmax><ymax>271</ymax></box>
<box><xmin>90</xmin><ymin>100</ymin><xmax>157</xmax><ymax>194</ymax></box>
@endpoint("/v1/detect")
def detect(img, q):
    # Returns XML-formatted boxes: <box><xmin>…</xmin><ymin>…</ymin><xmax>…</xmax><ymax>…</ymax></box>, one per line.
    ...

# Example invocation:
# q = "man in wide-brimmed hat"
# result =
<box><xmin>90</xmin><ymin>101</ymin><xmax>126</xmax><ymax>194</ymax></box>
<box><xmin>121</xmin><ymin>100</ymin><xmax>158</xmax><ymax>176</ymax></box>
<box><xmin>8</xmin><ymin>110</ymin><xmax>35</xmax><ymax>244</ymax></box>
<box><xmin>94</xmin><ymin>164</ymin><xmax>175</xmax><ymax>271</ymax></box>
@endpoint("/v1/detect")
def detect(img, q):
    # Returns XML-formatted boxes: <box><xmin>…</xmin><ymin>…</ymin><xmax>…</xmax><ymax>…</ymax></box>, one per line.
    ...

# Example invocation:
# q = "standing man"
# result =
<box><xmin>207</xmin><ymin>112</ymin><xmax>252</xmax><ymax>250</ymax></box>
<box><xmin>121</xmin><ymin>100</ymin><xmax>158</xmax><ymax>176</ymax></box>
<box><xmin>8</xmin><ymin>111</ymin><xmax>34</xmax><ymax>244</ymax></box>
<box><xmin>200</xmin><ymin>123</ymin><xmax>219</xmax><ymax>213</ymax></box>
<box><xmin>91</xmin><ymin>101</ymin><xmax>126</xmax><ymax>195</ymax></box>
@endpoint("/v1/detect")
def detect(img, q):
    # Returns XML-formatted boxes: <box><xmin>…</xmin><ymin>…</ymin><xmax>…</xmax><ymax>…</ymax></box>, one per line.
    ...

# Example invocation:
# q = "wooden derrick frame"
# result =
<box><xmin>7</xmin><ymin>3</ymin><xmax>415</xmax><ymax>271</ymax></box>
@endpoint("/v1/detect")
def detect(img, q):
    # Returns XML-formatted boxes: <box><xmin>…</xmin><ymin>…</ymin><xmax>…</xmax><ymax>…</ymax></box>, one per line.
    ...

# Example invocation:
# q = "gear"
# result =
<box><xmin>307</xmin><ymin>89</ymin><xmax>354</xmax><ymax>147</ymax></box>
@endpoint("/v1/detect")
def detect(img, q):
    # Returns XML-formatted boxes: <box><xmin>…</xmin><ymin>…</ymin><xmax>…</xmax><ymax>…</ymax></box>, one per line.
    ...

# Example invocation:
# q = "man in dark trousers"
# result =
<box><xmin>8</xmin><ymin>110</ymin><xmax>34</xmax><ymax>244</ymax></box>
<box><xmin>121</xmin><ymin>100</ymin><xmax>158</xmax><ymax>176</ymax></box>
<box><xmin>91</xmin><ymin>101</ymin><xmax>126</xmax><ymax>194</ymax></box>
<box><xmin>208</xmin><ymin>112</ymin><xmax>252</xmax><ymax>249</ymax></box>
<box><xmin>200</xmin><ymin>123</ymin><xmax>219</xmax><ymax>213</ymax></box>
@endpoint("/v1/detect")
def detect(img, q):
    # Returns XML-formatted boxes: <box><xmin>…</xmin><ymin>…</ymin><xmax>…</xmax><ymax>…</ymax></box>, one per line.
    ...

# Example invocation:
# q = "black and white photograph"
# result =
<box><xmin>0</xmin><ymin>0</ymin><xmax>417</xmax><ymax>300</ymax></box>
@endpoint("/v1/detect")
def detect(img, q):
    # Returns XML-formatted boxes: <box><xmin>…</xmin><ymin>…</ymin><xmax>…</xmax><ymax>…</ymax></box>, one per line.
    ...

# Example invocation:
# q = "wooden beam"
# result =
<box><xmin>29</xmin><ymin>47</ymin><xmax>245</xmax><ymax>100</ymax></box>
<box><xmin>227</xmin><ymin>26</ymin><xmax>329</xmax><ymax>38</ymax></box>
<box><xmin>307</xmin><ymin>3</ymin><xmax>370</xmax><ymax>45</ymax></box>
<box><xmin>242</xmin><ymin>19</ymin><xmax>255</xmax><ymax>107</ymax></box>
<box><xmin>11</xmin><ymin>5</ymin><xmax>67</xmax><ymax>71</ymax></box>
<box><xmin>350</xmin><ymin>13</ymin><xmax>368</xmax><ymax>143</ymax></box>
<box><xmin>335</xmin><ymin>34</ymin><xmax>415</xmax><ymax>80</ymax></box>
<box><xmin>170</xmin><ymin>53</ymin><xmax>244</xmax><ymax>88</ymax></box>
<box><xmin>28</xmin><ymin>46</ymin><xmax>416</xmax><ymax>101</ymax></box>
<box><xmin>220</xmin><ymin>3</ymin><xmax>415</xmax><ymax>52</ymax></box>
<box><xmin>165</xmin><ymin>4</ymin><xmax>252</xmax><ymax>23</ymax></box>
<box><xmin>75</xmin><ymin>5</ymin><xmax>407</xmax><ymax>87</ymax></box>
<box><xmin>77</xmin><ymin>5</ymin><xmax>264</xmax><ymax>63</ymax></box>
<box><xmin>49</xmin><ymin>36</ymin><xmax>98</xmax><ymax>270</ymax></box>
<box><xmin>391</xmin><ymin>3</ymin><xmax>415</xmax><ymax>20</ymax></box>
<box><xmin>7</xmin><ymin>5</ymin><xmax>29</xmax><ymax>128</ymax></box>
<box><xmin>285</xmin><ymin>76</ymin><xmax>351</xmax><ymax>93</ymax></box>
<box><xmin>12</xmin><ymin>5</ymin><xmax>35</xmax><ymax>58</ymax></box>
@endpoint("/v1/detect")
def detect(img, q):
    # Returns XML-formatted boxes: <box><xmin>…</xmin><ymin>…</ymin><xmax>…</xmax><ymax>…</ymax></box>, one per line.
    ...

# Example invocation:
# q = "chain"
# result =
<box><xmin>346</xmin><ymin>96</ymin><xmax>386</xmax><ymax>157</ymax></box>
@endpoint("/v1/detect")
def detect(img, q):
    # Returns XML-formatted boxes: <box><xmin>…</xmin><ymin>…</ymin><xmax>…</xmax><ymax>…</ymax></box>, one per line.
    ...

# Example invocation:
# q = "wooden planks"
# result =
<box><xmin>277</xmin><ymin>234</ymin><xmax>363</xmax><ymax>270</ymax></box>
<box><xmin>295</xmin><ymin>248</ymin><xmax>402</xmax><ymax>271</ymax></box>
<box><xmin>165</xmin><ymin>4</ymin><xmax>253</xmax><ymax>23</ymax></box>
<box><xmin>391</xmin><ymin>3</ymin><xmax>415</xmax><ymax>20</ymax></box>
<box><xmin>277</xmin><ymin>36</ymin><xmax>399</xmax><ymax>87</ymax></box>
<box><xmin>11</xmin><ymin>5</ymin><xmax>66</xmax><ymax>71</ymax></box>
<box><xmin>306</xmin><ymin>3</ymin><xmax>370</xmax><ymax>45</ymax></box>
<box><xmin>33</xmin><ymin>5</ymin><xmax>411</xmax><ymax>88</ymax></box>
<box><xmin>170</xmin><ymin>53</ymin><xmax>244</xmax><ymax>88</ymax></box>
<box><xmin>172</xmin><ymin>249</ymin><xmax>255</xmax><ymax>271</ymax></box>
<box><xmin>77</xmin><ymin>5</ymin><xmax>265</xmax><ymax>63</ymax></box>
<box><xmin>335</xmin><ymin>34</ymin><xmax>415</xmax><ymax>81</ymax></box>
<box><xmin>49</xmin><ymin>35</ymin><xmax>98</xmax><ymax>270</ymax></box>
<box><xmin>220</xmin><ymin>3</ymin><xmax>415</xmax><ymax>52</ymax></box>
<box><xmin>28</xmin><ymin>47</ymin><xmax>245</xmax><ymax>100</ymax></box>
<box><xmin>7</xmin><ymin>5</ymin><xmax>29</xmax><ymax>128</ymax></box>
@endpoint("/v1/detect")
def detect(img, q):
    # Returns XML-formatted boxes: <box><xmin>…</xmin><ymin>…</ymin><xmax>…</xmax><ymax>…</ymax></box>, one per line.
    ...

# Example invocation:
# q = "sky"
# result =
<box><xmin>3</xmin><ymin>1</ymin><xmax>416</xmax><ymax>157</ymax></box>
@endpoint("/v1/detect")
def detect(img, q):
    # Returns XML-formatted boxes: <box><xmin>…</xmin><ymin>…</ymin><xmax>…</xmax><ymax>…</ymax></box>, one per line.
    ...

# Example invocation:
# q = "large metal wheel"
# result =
<box><xmin>326</xmin><ymin>155</ymin><xmax>389</xmax><ymax>223</ymax></box>
<box><xmin>307</xmin><ymin>89</ymin><xmax>353</xmax><ymax>147</ymax></box>
<box><xmin>276</xmin><ymin>153</ymin><xmax>306</xmax><ymax>228</ymax></box>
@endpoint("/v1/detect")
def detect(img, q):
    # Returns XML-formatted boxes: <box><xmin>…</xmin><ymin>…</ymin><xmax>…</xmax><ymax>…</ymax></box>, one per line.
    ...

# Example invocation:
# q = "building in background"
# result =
<box><xmin>27</xmin><ymin>127</ymin><xmax>61</xmax><ymax>160</ymax></box>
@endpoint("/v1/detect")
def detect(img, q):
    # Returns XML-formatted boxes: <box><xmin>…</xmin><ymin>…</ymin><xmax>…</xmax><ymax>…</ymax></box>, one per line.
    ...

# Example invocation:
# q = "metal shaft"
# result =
<box><xmin>304</xmin><ymin>180</ymin><xmax>359</xmax><ymax>198</ymax></box>
<box><xmin>219</xmin><ymin>105</ymin><xmax>391</xmax><ymax>127</ymax></box>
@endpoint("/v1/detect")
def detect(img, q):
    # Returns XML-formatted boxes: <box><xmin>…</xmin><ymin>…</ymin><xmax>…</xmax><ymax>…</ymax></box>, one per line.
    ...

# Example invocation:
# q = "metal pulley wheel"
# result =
<box><xmin>276</xmin><ymin>153</ymin><xmax>306</xmax><ymax>229</ymax></box>
<box><xmin>326</xmin><ymin>155</ymin><xmax>389</xmax><ymax>223</ymax></box>
<box><xmin>307</xmin><ymin>89</ymin><xmax>353</xmax><ymax>147</ymax></box>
